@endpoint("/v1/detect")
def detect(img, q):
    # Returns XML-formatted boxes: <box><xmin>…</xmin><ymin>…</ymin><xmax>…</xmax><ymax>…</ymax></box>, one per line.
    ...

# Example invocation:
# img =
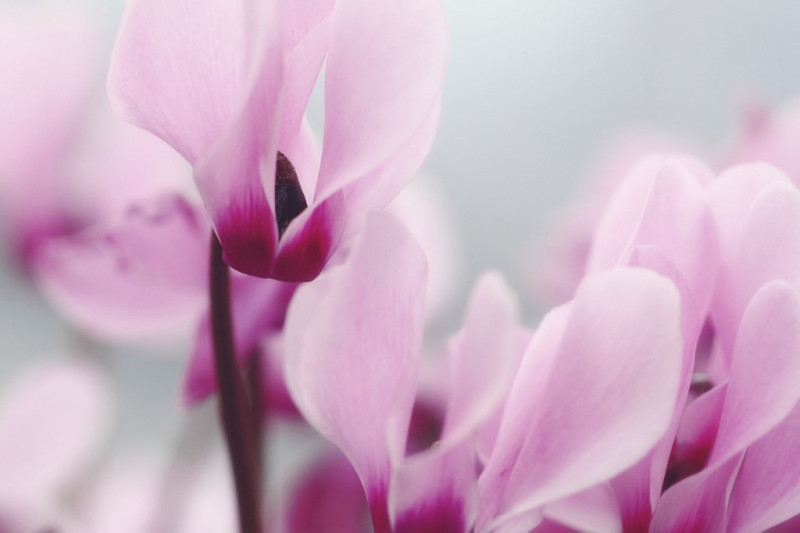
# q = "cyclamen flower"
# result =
<box><xmin>282</xmin><ymin>213</ymin><xmax>684</xmax><ymax>532</ymax></box>
<box><xmin>109</xmin><ymin>0</ymin><xmax>448</xmax><ymax>281</ymax></box>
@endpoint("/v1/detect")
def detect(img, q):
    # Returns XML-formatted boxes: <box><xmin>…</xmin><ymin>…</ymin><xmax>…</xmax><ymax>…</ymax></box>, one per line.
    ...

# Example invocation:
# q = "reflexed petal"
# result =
<box><xmin>477</xmin><ymin>268</ymin><xmax>683</xmax><ymax>529</ymax></box>
<box><xmin>316</xmin><ymin>0</ymin><xmax>447</xmax><ymax>199</ymax></box>
<box><xmin>0</xmin><ymin>357</ymin><xmax>111</xmax><ymax>502</ymax></box>
<box><xmin>284</xmin><ymin>213</ymin><xmax>427</xmax><ymax>500</ymax></box>
<box><xmin>183</xmin><ymin>276</ymin><xmax>296</xmax><ymax>405</ymax></box>
<box><xmin>710</xmin><ymin>281</ymin><xmax>800</xmax><ymax>464</ymax></box>
<box><xmin>727</xmin><ymin>394</ymin><xmax>800</xmax><ymax>532</ymax></box>
<box><xmin>108</xmin><ymin>0</ymin><xmax>251</xmax><ymax>163</ymax></box>
<box><xmin>35</xmin><ymin>195</ymin><xmax>208</xmax><ymax>343</ymax></box>
<box><xmin>543</xmin><ymin>484</ymin><xmax>621</xmax><ymax>533</ymax></box>
<box><xmin>442</xmin><ymin>272</ymin><xmax>519</xmax><ymax>444</ymax></box>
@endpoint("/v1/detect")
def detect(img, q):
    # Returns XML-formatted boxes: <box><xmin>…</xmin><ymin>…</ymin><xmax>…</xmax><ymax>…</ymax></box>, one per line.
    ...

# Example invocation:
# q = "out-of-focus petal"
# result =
<box><xmin>35</xmin><ymin>195</ymin><xmax>208</xmax><ymax>343</ymax></box>
<box><xmin>284</xmin><ymin>213</ymin><xmax>427</xmax><ymax>509</ymax></box>
<box><xmin>388</xmin><ymin>175</ymin><xmax>463</xmax><ymax>322</ymax></box>
<box><xmin>315</xmin><ymin>0</ymin><xmax>447</xmax><ymax>200</ymax></box>
<box><xmin>477</xmin><ymin>268</ymin><xmax>682</xmax><ymax>530</ymax></box>
<box><xmin>543</xmin><ymin>484</ymin><xmax>621</xmax><ymax>533</ymax></box>
<box><xmin>0</xmin><ymin>357</ymin><xmax>111</xmax><ymax>503</ymax></box>
<box><xmin>183</xmin><ymin>276</ymin><xmax>296</xmax><ymax>405</ymax></box>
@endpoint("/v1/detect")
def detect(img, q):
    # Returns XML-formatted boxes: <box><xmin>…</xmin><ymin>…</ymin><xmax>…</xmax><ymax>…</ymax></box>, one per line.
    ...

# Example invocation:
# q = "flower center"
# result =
<box><xmin>275</xmin><ymin>152</ymin><xmax>308</xmax><ymax>237</ymax></box>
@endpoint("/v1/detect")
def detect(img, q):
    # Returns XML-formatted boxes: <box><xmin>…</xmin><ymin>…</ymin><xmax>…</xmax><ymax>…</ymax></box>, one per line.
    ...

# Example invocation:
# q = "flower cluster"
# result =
<box><xmin>2</xmin><ymin>0</ymin><xmax>800</xmax><ymax>532</ymax></box>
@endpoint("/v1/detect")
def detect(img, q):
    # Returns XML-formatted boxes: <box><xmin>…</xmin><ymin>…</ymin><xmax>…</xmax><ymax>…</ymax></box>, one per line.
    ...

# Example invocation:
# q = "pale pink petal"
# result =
<box><xmin>543</xmin><ymin>484</ymin><xmax>621</xmax><ymax>533</ymax></box>
<box><xmin>315</xmin><ymin>0</ymin><xmax>447</xmax><ymax>199</ymax></box>
<box><xmin>477</xmin><ymin>268</ymin><xmax>683</xmax><ymax>530</ymax></box>
<box><xmin>108</xmin><ymin>0</ymin><xmax>251</xmax><ymax>163</ymax></box>
<box><xmin>442</xmin><ymin>272</ymin><xmax>520</xmax><ymax>444</ymax></box>
<box><xmin>183</xmin><ymin>276</ymin><xmax>296</xmax><ymax>405</ymax></box>
<box><xmin>710</xmin><ymin>281</ymin><xmax>800</xmax><ymax>464</ymax></box>
<box><xmin>588</xmin><ymin>154</ymin><xmax>718</xmax><ymax>318</ymax></box>
<box><xmin>388</xmin><ymin>175</ymin><xmax>464</xmax><ymax>322</ymax></box>
<box><xmin>650</xmin><ymin>457</ymin><xmax>740</xmax><ymax>533</ymax></box>
<box><xmin>391</xmin><ymin>440</ymin><xmax>476</xmax><ymax>532</ymax></box>
<box><xmin>0</xmin><ymin>357</ymin><xmax>111</xmax><ymax>502</ymax></box>
<box><xmin>284</xmin><ymin>213</ymin><xmax>427</xmax><ymax>508</ymax></box>
<box><xmin>727</xmin><ymin>396</ymin><xmax>800</xmax><ymax>532</ymax></box>
<box><xmin>34</xmin><ymin>195</ymin><xmax>208</xmax><ymax>343</ymax></box>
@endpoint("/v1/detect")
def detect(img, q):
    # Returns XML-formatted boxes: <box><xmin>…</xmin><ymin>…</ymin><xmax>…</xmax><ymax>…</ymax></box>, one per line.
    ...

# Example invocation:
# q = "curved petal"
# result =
<box><xmin>34</xmin><ymin>195</ymin><xmax>208</xmax><ymax>343</ymax></box>
<box><xmin>315</xmin><ymin>0</ymin><xmax>447</xmax><ymax>199</ymax></box>
<box><xmin>709</xmin><ymin>281</ymin><xmax>800</xmax><ymax>464</ymax></box>
<box><xmin>476</xmin><ymin>268</ymin><xmax>683</xmax><ymax>530</ymax></box>
<box><xmin>108</xmin><ymin>0</ymin><xmax>251</xmax><ymax>163</ymax></box>
<box><xmin>284</xmin><ymin>213</ymin><xmax>427</xmax><ymax>508</ymax></box>
<box><xmin>442</xmin><ymin>272</ymin><xmax>520</xmax><ymax>444</ymax></box>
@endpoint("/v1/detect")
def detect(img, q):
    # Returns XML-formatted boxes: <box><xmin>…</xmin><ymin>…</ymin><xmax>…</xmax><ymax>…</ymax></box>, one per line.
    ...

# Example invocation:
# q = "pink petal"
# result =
<box><xmin>442</xmin><ymin>272</ymin><xmax>520</xmax><ymax>444</ymax></box>
<box><xmin>391</xmin><ymin>440</ymin><xmax>476</xmax><ymax>532</ymax></box>
<box><xmin>0</xmin><ymin>357</ymin><xmax>111</xmax><ymax>502</ymax></box>
<box><xmin>588</xmin><ymin>154</ymin><xmax>717</xmax><ymax>318</ymax></box>
<box><xmin>34</xmin><ymin>195</ymin><xmax>208</xmax><ymax>343</ymax></box>
<box><xmin>183</xmin><ymin>276</ymin><xmax>296</xmax><ymax>405</ymax></box>
<box><xmin>477</xmin><ymin>268</ymin><xmax>683</xmax><ymax>529</ymax></box>
<box><xmin>284</xmin><ymin>213</ymin><xmax>427</xmax><ymax>502</ymax></box>
<box><xmin>543</xmin><ymin>484</ymin><xmax>621</xmax><ymax>533</ymax></box>
<box><xmin>650</xmin><ymin>456</ymin><xmax>740</xmax><ymax>533</ymax></box>
<box><xmin>710</xmin><ymin>281</ymin><xmax>800</xmax><ymax>464</ymax></box>
<box><xmin>727</xmin><ymin>388</ymin><xmax>800</xmax><ymax>532</ymax></box>
<box><xmin>315</xmin><ymin>0</ymin><xmax>448</xmax><ymax>200</ymax></box>
<box><xmin>108</xmin><ymin>0</ymin><xmax>251</xmax><ymax>163</ymax></box>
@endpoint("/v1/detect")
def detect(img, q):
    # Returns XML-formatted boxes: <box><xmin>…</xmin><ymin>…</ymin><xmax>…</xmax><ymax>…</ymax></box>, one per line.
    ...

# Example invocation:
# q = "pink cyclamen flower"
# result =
<box><xmin>283</xmin><ymin>213</ymin><xmax>684</xmax><ymax>532</ymax></box>
<box><xmin>109</xmin><ymin>0</ymin><xmax>448</xmax><ymax>281</ymax></box>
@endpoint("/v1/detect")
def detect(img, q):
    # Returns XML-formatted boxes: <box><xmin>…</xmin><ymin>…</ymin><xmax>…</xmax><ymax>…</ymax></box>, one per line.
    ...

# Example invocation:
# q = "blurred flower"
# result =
<box><xmin>109</xmin><ymin>0</ymin><xmax>448</xmax><ymax>281</ymax></box>
<box><xmin>0</xmin><ymin>356</ymin><xmax>111</xmax><ymax>531</ymax></box>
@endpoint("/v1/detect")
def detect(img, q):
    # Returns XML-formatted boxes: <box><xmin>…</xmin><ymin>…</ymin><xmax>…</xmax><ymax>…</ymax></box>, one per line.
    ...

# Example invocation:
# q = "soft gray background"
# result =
<box><xmin>3</xmin><ymin>0</ymin><xmax>800</xmax><ymax>453</ymax></box>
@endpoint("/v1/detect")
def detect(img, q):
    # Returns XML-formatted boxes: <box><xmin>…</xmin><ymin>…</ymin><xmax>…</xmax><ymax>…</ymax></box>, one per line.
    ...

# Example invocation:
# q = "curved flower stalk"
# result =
<box><xmin>0</xmin><ymin>356</ymin><xmax>112</xmax><ymax>531</ymax></box>
<box><xmin>283</xmin><ymin>213</ymin><xmax>684</xmax><ymax>532</ymax></box>
<box><xmin>109</xmin><ymin>0</ymin><xmax>448</xmax><ymax>281</ymax></box>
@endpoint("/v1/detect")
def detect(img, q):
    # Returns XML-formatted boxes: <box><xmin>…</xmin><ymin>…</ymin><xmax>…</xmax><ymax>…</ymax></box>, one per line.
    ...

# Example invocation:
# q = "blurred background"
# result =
<box><xmin>2</xmin><ymin>0</ymin><xmax>800</xmax><ymax>503</ymax></box>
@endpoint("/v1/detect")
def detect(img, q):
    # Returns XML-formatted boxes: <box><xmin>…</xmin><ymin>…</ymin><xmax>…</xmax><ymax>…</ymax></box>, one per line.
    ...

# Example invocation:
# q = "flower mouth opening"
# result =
<box><xmin>275</xmin><ymin>152</ymin><xmax>308</xmax><ymax>238</ymax></box>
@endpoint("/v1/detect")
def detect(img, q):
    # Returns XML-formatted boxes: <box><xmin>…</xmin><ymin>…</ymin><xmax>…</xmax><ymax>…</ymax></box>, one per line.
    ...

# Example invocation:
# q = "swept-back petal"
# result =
<box><xmin>442</xmin><ymin>272</ymin><xmax>520</xmax><ymax>444</ymax></box>
<box><xmin>728</xmin><ymin>401</ymin><xmax>800</xmax><ymax>533</ymax></box>
<box><xmin>108</xmin><ymin>0</ymin><xmax>250</xmax><ymax>163</ymax></box>
<box><xmin>34</xmin><ymin>195</ymin><xmax>208</xmax><ymax>343</ymax></box>
<box><xmin>315</xmin><ymin>0</ymin><xmax>447</xmax><ymax>199</ymax></box>
<box><xmin>284</xmin><ymin>213</ymin><xmax>427</xmax><ymax>502</ymax></box>
<box><xmin>477</xmin><ymin>268</ymin><xmax>683</xmax><ymax>529</ymax></box>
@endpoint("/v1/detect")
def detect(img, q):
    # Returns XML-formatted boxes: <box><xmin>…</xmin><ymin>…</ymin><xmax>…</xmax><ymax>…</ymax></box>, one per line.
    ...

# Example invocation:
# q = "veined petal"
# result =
<box><xmin>477</xmin><ymin>268</ymin><xmax>683</xmax><ymax>530</ymax></box>
<box><xmin>316</xmin><ymin>0</ymin><xmax>447</xmax><ymax>199</ymax></box>
<box><xmin>284</xmin><ymin>213</ymin><xmax>427</xmax><ymax>506</ymax></box>
<box><xmin>34</xmin><ymin>195</ymin><xmax>208</xmax><ymax>343</ymax></box>
<box><xmin>728</xmin><ymin>400</ymin><xmax>800</xmax><ymax>533</ymax></box>
<box><xmin>108</xmin><ymin>0</ymin><xmax>251</xmax><ymax>163</ymax></box>
<box><xmin>709</xmin><ymin>281</ymin><xmax>800</xmax><ymax>464</ymax></box>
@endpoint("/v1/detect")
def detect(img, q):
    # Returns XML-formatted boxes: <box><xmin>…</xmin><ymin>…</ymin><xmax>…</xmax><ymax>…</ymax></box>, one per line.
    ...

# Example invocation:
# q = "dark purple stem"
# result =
<box><xmin>247</xmin><ymin>346</ymin><xmax>265</xmax><ymax>499</ymax></box>
<box><xmin>210</xmin><ymin>233</ymin><xmax>262</xmax><ymax>533</ymax></box>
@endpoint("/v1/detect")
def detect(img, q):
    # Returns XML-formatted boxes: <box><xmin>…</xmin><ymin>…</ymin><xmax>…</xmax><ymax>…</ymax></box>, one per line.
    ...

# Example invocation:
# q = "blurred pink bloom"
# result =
<box><xmin>0</xmin><ymin>357</ymin><xmax>111</xmax><ymax>530</ymax></box>
<box><xmin>109</xmin><ymin>0</ymin><xmax>448</xmax><ymax>281</ymax></box>
<box><xmin>0</xmin><ymin>1</ymin><xmax>190</xmax><ymax>270</ymax></box>
<box><xmin>283</xmin><ymin>213</ymin><xmax>684</xmax><ymax>532</ymax></box>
